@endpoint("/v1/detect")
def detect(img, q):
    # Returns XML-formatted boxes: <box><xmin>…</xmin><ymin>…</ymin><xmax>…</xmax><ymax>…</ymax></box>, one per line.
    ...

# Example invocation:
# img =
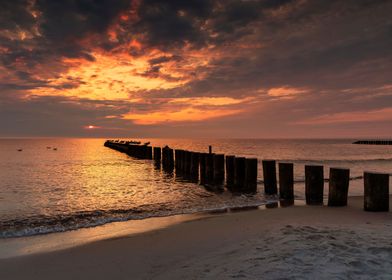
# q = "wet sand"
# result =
<box><xmin>1</xmin><ymin>196</ymin><xmax>392</xmax><ymax>280</ymax></box>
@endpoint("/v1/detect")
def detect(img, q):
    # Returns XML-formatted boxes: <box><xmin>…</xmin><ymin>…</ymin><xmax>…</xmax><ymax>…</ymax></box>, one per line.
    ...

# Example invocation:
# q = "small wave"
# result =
<box><xmin>0</xmin><ymin>200</ymin><xmax>273</xmax><ymax>238</ymax></box>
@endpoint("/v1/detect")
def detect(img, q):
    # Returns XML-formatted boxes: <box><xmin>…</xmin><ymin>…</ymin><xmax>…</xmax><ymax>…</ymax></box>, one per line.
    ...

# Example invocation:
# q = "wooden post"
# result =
<box><xmin>184</xmin><ymin>151</ymin><xmax>192</xmax><ymax>177</ymax></box>
<box><xmin>234</xmin><ymin>157</ymin><xmax>246</xmax><ymax>192</ymax></box>
<box><xmin>305</xmin><ymin>165</ymin><xmax>324</xmax><ymax>205</ymax></box>
<box><xmin>174</xmin><ymin>149</ymin><xmax>180</xmax><ymax>170</ymax></box>
<box><xmin>175</xmin><ymin>149</ymin><xmax>182</xmax><ymax>175</ymax></box>
<box><xmin>279</xmin><ymin>163</ymin><xmax>294</xmax><ymax>200</ymax></box>
<box><xmin>190</xmin><ymin>152</ymin><xmax>200</xmax><ymax>181</ymax></box>
<box><xmin>213</xmin><ymin>154</ymin><xmax>225</xmax><ymax>185</ymax></box>
<box><xmin>167</xmin><ymin>148</ymin><xmax>174</xmax><ymax>171</ymax></box>
<box><xmin>205</xmin><ymin>153</ymin><xmax>214</xmax><ymax>184</ymax></box>
<box><xmin>328</xmin><ymin>168</ymin><xmax>350</xmax><ymax>206</ymax></box>
<box><xmin>181</xmin><ymin>150</ymin><xmax>187</xmax><ymax>174</ymax></box>
<box><xmin>364</xmin><ymin>172</ymin><xmax>389</xmax><ymax>211</ymax></box>
<box><xmin>245</xmin><ymin>158</ymin><xmax>258</xmax><ymax>193</ymax></box>
<box><xmin>162</xmin><ymin>146</ymin><xmax>173</xmax><ymax>171</ymax></box>
<box><xmin>162</xmin><ymin>147</ymin><xmax>168</xmax><ymax>168</ymax></box>
<box><xmin>145</xmin><ymin>146</ymin><xmax>153</xmax><ymax>160</ymax></box>
<box><xmin>209</xmin><ymin>145</ymin><xmax>212</xmax><ymax>154</ymax></box>
<box><xmin>199</xmin><ymin>153</ymin><xmax>207</xmax><ymax>184</ymax></box>
<box><xmin>263</xmin><ymin>160</ymin><xmax>277</xmax><ymax>195</ymax></box>
<box><xmin>225</xmin><ymin>155</ymin><xmax>235</xmax><ymax>190</ymax></box>
<box><xmin>153</xmin><ymin>147</ymin><xmax>161</xmax><ymax>162</ymax></box>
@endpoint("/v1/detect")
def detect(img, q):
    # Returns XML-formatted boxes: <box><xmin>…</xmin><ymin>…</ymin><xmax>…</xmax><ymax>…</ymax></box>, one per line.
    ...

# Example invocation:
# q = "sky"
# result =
<box><xmin>0</xmin><ymin>0</ymin><xmax>391</xmax><ymax>138</ymax></box>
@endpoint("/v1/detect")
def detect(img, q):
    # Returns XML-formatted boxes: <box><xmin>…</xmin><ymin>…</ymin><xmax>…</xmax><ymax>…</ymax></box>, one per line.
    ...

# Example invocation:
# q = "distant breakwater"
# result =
<box><xmin>353</xmin><ymin>140</ymin><xmax>392</xmax><ymax>145</ymax></box>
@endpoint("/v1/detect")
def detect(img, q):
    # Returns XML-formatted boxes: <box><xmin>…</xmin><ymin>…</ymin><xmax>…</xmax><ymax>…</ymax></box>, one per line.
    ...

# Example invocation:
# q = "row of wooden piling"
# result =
<box><xmin>104</xmin><ymin>140</ymin><xmax>390</xmax><ymax>212</ymax></box>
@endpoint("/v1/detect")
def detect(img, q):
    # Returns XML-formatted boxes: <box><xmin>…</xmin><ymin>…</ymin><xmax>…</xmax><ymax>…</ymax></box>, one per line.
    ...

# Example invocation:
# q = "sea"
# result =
<box><xmin>0</xmin><ymin>138</ymin><xmax>391</xmax><ymax>239</ymax></box>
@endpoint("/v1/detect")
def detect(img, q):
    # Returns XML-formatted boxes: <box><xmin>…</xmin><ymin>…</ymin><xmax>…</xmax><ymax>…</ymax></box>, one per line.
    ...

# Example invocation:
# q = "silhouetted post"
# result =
<box><xmin>305</xmin><ymin>165</ymin><xmax>324</xmax><ymax>205</ymax></box>
<box><xmin>328</xmin><ymin>168</ymin><xmax>350</xmax><ymax>206</ymax></box>
<box><xmin>130</xmin><ymin>145</ymin><xmax>134</xmax><ymax>156</ymax></box>
<box><xmin>136</xmin><ymin>145</ymin><xmax>142</xmax><ymax>158</ymax></box>
<box><xmin>225</xmin><ymin>155</ymin><xmax>235</xmax><ymax>190</ymax></box>
<box><xmin>245</xmin><ymin>158</ymin><xmax>258</xmax><ymax>193</ymax></box>
<box><xmin>146</xmin><ymin>146</ymin><xmax>153</xmax><ymax>160</ymax></box>
<box><xmin>213</xmin><ymin>154</ymin><xmax>225</xmax><ymax>185</ymax></box>
<box><xmin>199</xmin><ymin>153</ymin><xmax>207</xmax><ymax>184</ymax></box>
<box><xmin>174</xmin><ymin>149</ymin><xmax>180</xmax><ymax>170</ymax></box>
<box><xmin>209</xmin><ymin>145</ymin><xmax>212</xmax><ymax>154</ymax></box>
<box><xmin>364</xmin><ymin>172</ymin><xmax>389</xmax><ymax>211</ymax></box>
<box><xmin>161</xmin><ymin>147</ymin><xmax>168</xmax><ymax>168</ymax></box>
<box><xmin>190</xmin><ymin>152</ymin><xmax>200</xmax><ymax>181</ymax></box>
<box><xmin>263</xmin><ymin>160</ymin><xmax>277</xmax><ymax>195</ymax></box>
<box><xmin>162</xmin><ymin>146</ymin><xmax>174</xmax><ymax>170</ymax></box>
<box><xmin>153</xmin><ymin>147</ymin><xmax>161</xmax><ymax>163</ymax></box>
<box><xmin>205</xmin><ymin>153</ymin><xmax>214</xmax><ymax>184</ymax></box>
<box><xmin>167</xmin><ymin>148</ymin><xmax>174</xmax><ymax>170</ymax></box>
<box><xmin>279</xmin><ymin>163</ymin><xmax>294</xmax><ymax>200</ymax></box>
<box><xmin>184</xmin><ymin>151</ymin><xmax>192</xmax><ymax>177</ymax></box>
<box><xmin>181</xmin><ymin>151</ymin><xmax>187</xmax><ymax>175</ymax></box>
<box><xmin>234</xmin><ymin>157</ymin><xmax>246</xmax><ymax>191</ymax></box>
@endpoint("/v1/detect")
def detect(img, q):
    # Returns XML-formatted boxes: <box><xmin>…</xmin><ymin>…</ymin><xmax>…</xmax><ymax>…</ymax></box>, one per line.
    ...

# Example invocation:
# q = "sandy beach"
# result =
<box><xmin>1</xmin><ymin>196</ymin><xmax>392</xmax><ymax>280</ymax></box>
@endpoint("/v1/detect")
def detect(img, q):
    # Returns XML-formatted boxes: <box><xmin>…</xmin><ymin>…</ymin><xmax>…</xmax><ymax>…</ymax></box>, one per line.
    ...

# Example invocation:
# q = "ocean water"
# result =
<box><xmin>0</xmin><ymin>138</ymin><xmax>391</xmax><ymax>238</ymax></box>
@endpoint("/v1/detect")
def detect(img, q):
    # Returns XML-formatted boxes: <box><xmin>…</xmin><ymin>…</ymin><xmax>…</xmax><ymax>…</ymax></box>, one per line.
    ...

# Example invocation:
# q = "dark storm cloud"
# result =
<box><xmin>133</xmin><ymin>0</ymin><xmax>213</xmax><ymax>49</ymax></box>
<box><xmin>0</xmin><ymin>0</ymin><xmax>36</xmax><ymax>33</ymax></box>
<box><xmin>172</xmin><ymin>0</ymin><xmax>392</xmax><ymax>96</ymax></box>
<box><xmin>36</xmin><ymin>0</ymin><xmax>130</xmax><ymax>41</ymax></box>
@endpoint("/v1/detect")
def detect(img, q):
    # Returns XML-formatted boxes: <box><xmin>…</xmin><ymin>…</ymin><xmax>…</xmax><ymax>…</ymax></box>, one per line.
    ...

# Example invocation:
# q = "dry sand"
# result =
<box><xmin>1</xmin><ymin>196</ymin><xmax>392</xmax><ymax>280</ymax></box>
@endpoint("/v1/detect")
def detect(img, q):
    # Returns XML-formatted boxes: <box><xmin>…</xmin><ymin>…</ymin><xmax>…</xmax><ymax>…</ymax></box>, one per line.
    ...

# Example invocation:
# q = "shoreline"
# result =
<box><xmin>1</xmin><ymin>196</ymin><xmax>392</xmax><ymax>279</ymax></box>
<box><xmin>0</xmin><ymin>198</ymin><xmax>304</xmax><ymax>259</ymax></box>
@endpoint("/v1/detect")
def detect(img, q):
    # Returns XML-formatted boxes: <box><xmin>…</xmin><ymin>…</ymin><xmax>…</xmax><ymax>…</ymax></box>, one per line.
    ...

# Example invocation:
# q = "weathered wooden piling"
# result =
<box><xmin>245</xmin><ymin>158</ymin><xmax>258</xmax><ymax>193</ymax></box>
<box><xmin>190</xmin><ymin>152</ymin><xmax>200</xmax><ymax>181</ymax></box>
<box><xmin>199</xmin><ymin>153</ymin><xmax>207</xmax><ymax>184</ymax></box>
<box><xmin>263</xmin><ymin>160</ymin><xmax>277</xmax><ymax>195</ymax></box>
<box><xmin>153</xmin><ymin>147</ymin><xmax>161</xmax><ymax>162</ymax></box>
<box><xmin>162</xmin><ymin>147</ymin><xmax>174</xmax><ymax>170</ymax></box>
<box><xmin>174</xmin><ymin>149</ymin><xmax>180</xmax><ymax>170</ymax></box>
<box><xmin>225</xmin><ymin>155</ymin><xmax>235</xmax><ymax>190</ymax></box>
<box><xmin>328</xmin><ymin>168</ymin><xmax>350</xmax><ymax>206</ymax></box>
<box><xmin>279</xmin><ymin>163</ymin><xmax>294</xmax><ymax>200</ymax></box>
<box><xmin>145</xmin><ymin>146</ymin><xmax>153</xmax><ymax>159</ymax></box>
<box><xmin>161</xmin><ymin>147</ymin><xmax>167</xmax><ymax>167</ymax></box>
<box><xmin>305</xmin><ymin>165</ymin><xmax>324</xmax><ymax>205</ymax></box>
<box><xmin>168</xmin><ymin>148</ymin><xmax>174</xmax><ymax>170</ymax></box>
<box><xmin>364</xmin><ymin>172</ymin><xmax>389</xmax><ymax>212</ymax></box>
<box><xmin>213</xmin><ymin>154</ymin><xmax>225</xmax><ymax>185</ymax></box>
<box><xmin>184</xmin><ymin>151</ymin><xmax>191</xmax><ymax>177</ymax></box>
<box><xmin>234</xmin><ymin>157</ymin><xmax>246</xmax><ymax>191</ymax></box>
<box><xmin>205</xmin><ymin>153</ymin><xmax>215</xmax><ymax>184</ymax></box>
<box><xmin>179</xmin><ymin>150</ymin><xmax>186</xmax><ymax>174</ymax></box>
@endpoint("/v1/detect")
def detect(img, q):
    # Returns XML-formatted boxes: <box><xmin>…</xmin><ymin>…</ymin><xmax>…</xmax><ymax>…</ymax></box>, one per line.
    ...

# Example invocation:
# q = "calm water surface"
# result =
<box><xmin>0</xmin><ymin>138</ymin><xmax>391</xmax><ymax>237</ymax></box>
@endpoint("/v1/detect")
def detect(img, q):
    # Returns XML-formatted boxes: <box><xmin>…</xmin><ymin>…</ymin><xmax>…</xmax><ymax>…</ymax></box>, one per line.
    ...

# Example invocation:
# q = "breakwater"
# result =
<box><xmin>105</xmin><ymin>140</ymin><xmax>390</xmax><ymax>212</ymax></box>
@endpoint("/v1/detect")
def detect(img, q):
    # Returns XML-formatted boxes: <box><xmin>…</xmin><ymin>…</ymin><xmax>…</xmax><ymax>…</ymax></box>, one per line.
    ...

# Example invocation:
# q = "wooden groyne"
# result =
<box><xmin>104</xmin><ymin>140</ymin><xmax>390</xmax><ymax>211</ymax></box>
<box><xmin>353</xmin><ymin>140</ymin><xmax>392</xmax><ymax>145</ymax></box>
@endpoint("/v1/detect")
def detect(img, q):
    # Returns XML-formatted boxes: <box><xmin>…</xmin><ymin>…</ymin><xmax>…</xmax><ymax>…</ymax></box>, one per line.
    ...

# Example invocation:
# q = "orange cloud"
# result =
<box><xmin>168</xmin><ymin>97</ymin><xmax>253</xmax><ymax>106</ymax></box>
<box><xmin>267</xmin><ymin>86</ymin><xmax>308</xmax><ymax>99</ymax></box>
<box><xmin>123</xmin><ymin>107</ymin><xmax>242</xmax><ymax>125</ymax></box>
<box><xmin>295</xmin><ymin>107</ymin><xmax>392</xmax><ymax>125</ymax></box>
<box><xmin>28</xmin><ymin>51</ymin><xmax>188</xmax><ymax>100</ymax></box>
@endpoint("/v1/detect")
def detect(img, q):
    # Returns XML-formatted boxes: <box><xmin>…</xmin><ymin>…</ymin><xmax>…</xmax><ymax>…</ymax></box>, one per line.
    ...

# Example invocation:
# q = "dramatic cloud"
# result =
<box><xmin>0</xmin><ymin>0</ymin><xmax>391</xmax><ymax>137</ymax></box>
